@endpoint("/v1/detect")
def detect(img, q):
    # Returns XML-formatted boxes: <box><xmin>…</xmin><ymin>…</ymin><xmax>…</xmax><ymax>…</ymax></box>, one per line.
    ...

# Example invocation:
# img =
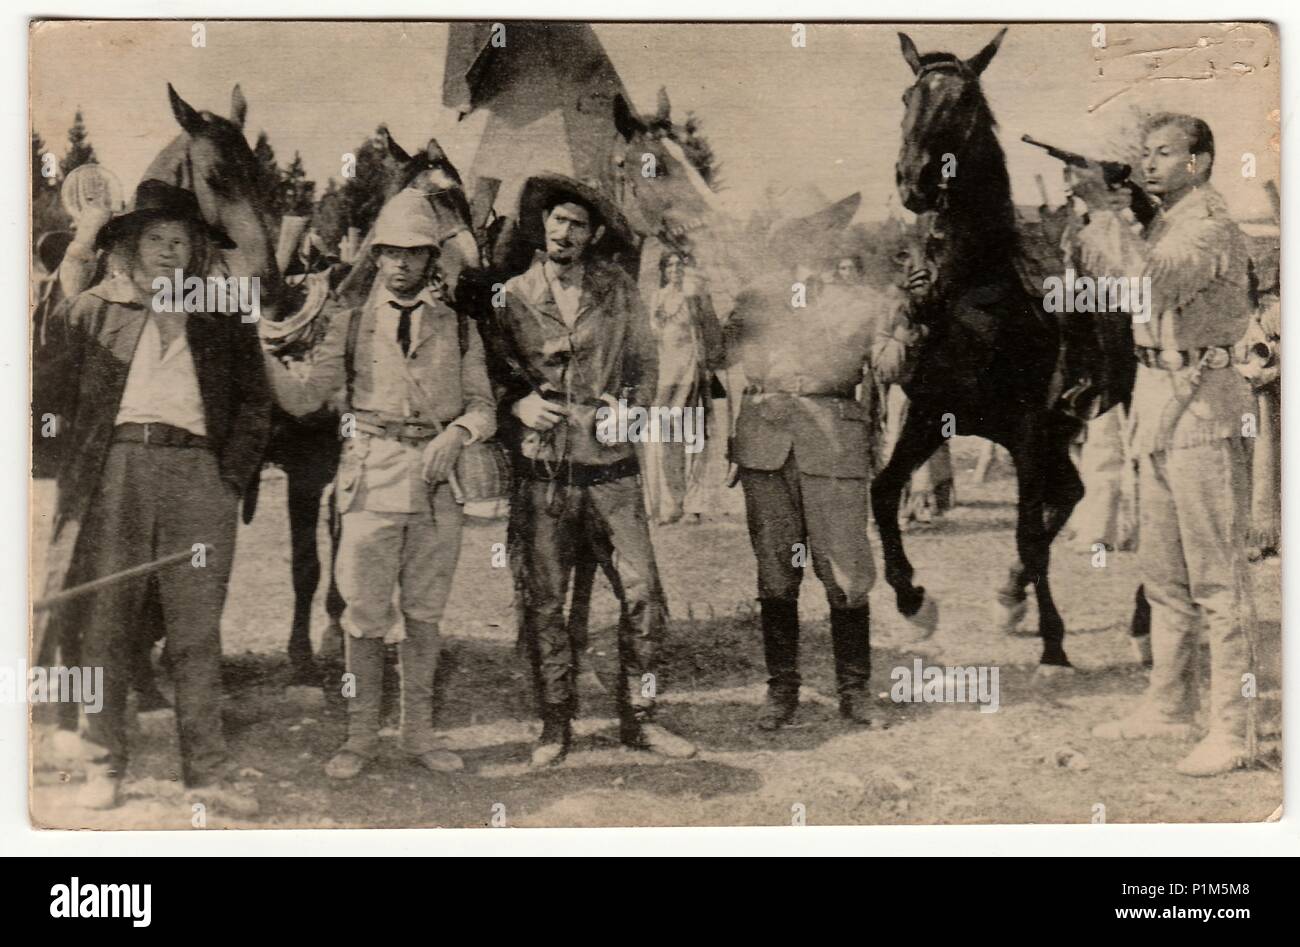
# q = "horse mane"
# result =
<box><xmin>919</xmin><ymin>57</ymin><xmax>1021</xmax><ymax>291</ymax></box>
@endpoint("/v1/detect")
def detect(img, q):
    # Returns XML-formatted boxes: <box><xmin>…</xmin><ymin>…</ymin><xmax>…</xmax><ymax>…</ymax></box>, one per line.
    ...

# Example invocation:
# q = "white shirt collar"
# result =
<box><xmin>376</xmin><ymin>283</ymin><xmax>438</xmax><ymax>312</ymax></box>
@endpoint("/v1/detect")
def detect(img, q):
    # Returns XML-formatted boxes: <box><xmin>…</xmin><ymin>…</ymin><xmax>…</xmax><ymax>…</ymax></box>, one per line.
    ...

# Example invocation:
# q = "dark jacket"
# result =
<box><xmin>40</xmin><ymin>273</ymin><xmax>272</xmax><ymax>531</ymax></box>
<box><xmin>492</xmin><ymin>253</ymin><xmax>657</xmax><ymax>467</ymax></box>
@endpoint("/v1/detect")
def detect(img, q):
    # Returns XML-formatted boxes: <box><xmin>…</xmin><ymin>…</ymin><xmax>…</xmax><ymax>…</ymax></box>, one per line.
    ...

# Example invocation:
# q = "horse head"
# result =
<box><xmin>609</xmin><ymin>89</ymin><xmax>725</xmax><ymax>255</ymax></box>
<box><xmin>145</xmin><ymin>84</ymin><xmax>282</xmax><ymax>309</ymax></box>
<box><xmin>895</xmin><ymin>28</ymin><xmax>1006</xmax><ymax>215</ymax></box>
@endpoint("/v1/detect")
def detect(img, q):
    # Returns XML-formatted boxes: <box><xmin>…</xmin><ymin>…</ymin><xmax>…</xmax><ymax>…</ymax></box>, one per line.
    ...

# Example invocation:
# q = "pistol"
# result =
<box><xmin>1021</xmin><ymin>134</ymin><xmax>1157</xmax><ymax>227</ymax></box>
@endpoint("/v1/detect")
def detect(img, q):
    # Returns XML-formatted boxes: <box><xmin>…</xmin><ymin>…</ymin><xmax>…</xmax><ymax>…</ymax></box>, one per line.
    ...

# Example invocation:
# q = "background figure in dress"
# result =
<box><xmin>642</xmin><ymin>250</ymin><xmax>725</xmax><ymax>525</ymax></box>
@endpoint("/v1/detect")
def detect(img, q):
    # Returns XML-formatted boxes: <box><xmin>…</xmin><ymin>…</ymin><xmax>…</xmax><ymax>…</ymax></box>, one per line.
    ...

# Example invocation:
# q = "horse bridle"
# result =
<box><xmin>911</xmin><ymin>60</ymin><xmax>985</xmax><ymax>241</ymax></box>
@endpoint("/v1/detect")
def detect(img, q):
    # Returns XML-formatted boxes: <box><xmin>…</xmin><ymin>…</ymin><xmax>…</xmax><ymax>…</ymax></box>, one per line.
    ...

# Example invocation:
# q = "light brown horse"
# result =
<box><xmin>145</xmin><ymin>85</ymin><xmax>284</xmax><ymax>312</ymax></box>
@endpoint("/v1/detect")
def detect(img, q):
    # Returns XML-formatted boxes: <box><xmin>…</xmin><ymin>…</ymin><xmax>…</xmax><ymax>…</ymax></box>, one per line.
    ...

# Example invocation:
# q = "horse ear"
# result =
<box><xmin>168</xmin><ymin>83</ymin><xmax>205</xmax><ymax>135</ymax></box>
<box><xmin>655</xmin><ymin>87</ymin><xmax>672</xmax><ymax>125</ymax></box>
<box><xmin>613</xmin><ymin>94</ymin><xmax>644</xmax><ymax>142</ymax></box>
<box><xmin>230</xmin><ymin>85</ymin><xmax>247</xmax><ymax>129</ymax></box>
<box><xmin>425</xmin><ymin>138</ymin><xmax>464</xmax><ymax>187</ymax></box>
<box><xmin>376</xmin><ymin>125</ymin><xmax>410</xmax><ymax>163</ymax></box>
<box><xmin>898</xmin><ymin>33</ymin><xmax>923</xmax><ymax>74</ymax></box>
<box><xmin>425</xmin><ymin>138</ymin><xmax>450</xmax><ymax>166</ymax></box>
<box><xmin>966</xmin><ymin>27</ymin><xmax>1007</xmax><ymax>75</ymax></box>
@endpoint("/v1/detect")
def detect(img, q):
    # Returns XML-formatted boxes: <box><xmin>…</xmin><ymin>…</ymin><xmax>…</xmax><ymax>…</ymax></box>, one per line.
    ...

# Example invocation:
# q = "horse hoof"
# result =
<box><xmin>319</xmin><ymin>623</ymin><xmax>345</xmax><ymax>664</ymax></box>
<box><xmin>993</xmin><ymin>597</ymin><xmax>1029</xmax><ymax>635</ymax></box>
<box><xmin>905</xmin><ymin>595</ymin><xmax>940</xmax><ymax>640</ymax></box>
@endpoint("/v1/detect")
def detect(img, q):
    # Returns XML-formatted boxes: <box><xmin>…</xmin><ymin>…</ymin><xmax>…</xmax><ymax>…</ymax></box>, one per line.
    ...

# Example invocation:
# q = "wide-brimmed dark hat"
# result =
<box><xmin>95</xmin><ymin>179</ymin><xmax>236</xmax><ymax>252</ymax></box>
<box><xmin>515</xmin><ymin>173</ymin><xmax>637</xmax><ymax>259</ymax></box>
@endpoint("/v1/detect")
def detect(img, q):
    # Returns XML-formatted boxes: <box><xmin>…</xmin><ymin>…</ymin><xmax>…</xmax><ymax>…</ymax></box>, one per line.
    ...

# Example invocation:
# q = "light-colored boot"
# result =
<box><xmin>77</xmin><ymin>761</ymin><xmax>122</xmax><ymax>810</ymax></box>
<box><xmin>326</xmin><ymin>635</ymin><xmax>384</xmax><ymax>780</ymax></box>
<box><xmin>1179</xmin><ymin>610</ymin><xmax>1254</xmax><ymax>776</ymax></box>
<box><xmin>400</xmin><ymin>619</ymin><xmax>463</xmax><ymax>774</ymax></box>
<box><xmin>1092</xmin><ymin>706</ymin><xmax>1196</xmax><ymax>740</ymax></box>
<box><xmin>1176</xmin><ymin>732</ymin><xmax>1248</xmax><ymax>777</ymax></box>
<box><xmin>1097</xmin><ymin>604</ymin><xmax>1199</xmax><ymax>740</ymax></box>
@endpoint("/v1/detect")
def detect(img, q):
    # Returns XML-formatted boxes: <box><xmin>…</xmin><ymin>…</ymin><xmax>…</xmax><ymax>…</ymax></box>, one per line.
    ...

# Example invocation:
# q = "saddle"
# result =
<box><xmin>258</xmin><ymin>270</ymin><xmax>335</xmax><ymax>360</ymax></box>
<box><xmin>1015</xmin><ymin>229</ymin><xmax>1135</xmax><ymax>421</ymax></box>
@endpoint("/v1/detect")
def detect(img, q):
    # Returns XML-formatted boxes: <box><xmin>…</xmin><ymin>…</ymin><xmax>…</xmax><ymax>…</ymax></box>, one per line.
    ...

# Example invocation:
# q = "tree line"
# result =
<box><xmin>33</xmin><ymin>102</ymin><xmax>725</xmax><ymax>267</ymax></box>
<box><xmin>31</xmin><ymin>107</ymin><xmax>396</xmax><ymax>258</ymax></box>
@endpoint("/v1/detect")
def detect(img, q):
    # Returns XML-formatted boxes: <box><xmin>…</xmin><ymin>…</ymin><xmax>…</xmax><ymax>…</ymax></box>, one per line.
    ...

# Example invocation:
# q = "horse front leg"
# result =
<box><xmin>997</xmin><ymin>426</ymin><xmax>1084</xmax><ymax>634</ymax></box>
<box><xmin>871</xmin><ymin>408</ymin><xmax>945</xmax><ymax>636</ymax></box>
<box><xmin>1009</xmin><ymin>426</ymin><xmax>1070</xmax><ymax>669</ymax></box>
<box><xmin>319</xmin><ymin>450</ymin><xmax>346</xmax><ymax>670</ymax></box>
<box><xmin>285</xmin><ymin>453</ymin><xmax>328</xmax><ymax>684</ymax></box>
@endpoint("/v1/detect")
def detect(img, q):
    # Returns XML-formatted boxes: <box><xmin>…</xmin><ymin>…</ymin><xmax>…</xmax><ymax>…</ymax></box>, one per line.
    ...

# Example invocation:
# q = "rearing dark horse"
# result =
<box><xmin>873</xmin><ymin>28</ymin><xmax>1092</xmax><ymax>670</ymax></box>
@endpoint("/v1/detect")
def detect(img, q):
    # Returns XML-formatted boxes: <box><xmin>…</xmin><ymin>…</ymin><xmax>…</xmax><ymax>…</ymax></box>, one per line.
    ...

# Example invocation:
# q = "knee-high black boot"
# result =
<box><xmin>830</xmin><ymin>604</ymin><xmax>875</xmax><ymax>724</ymax></box>
<box><xmin>758</xmin><ymin>597</ymin><xmax>800</xmax><ymax>730</ymax></box>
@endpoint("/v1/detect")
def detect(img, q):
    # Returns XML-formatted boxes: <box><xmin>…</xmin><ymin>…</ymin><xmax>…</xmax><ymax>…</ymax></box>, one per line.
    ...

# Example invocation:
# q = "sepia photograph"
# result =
<box><xmin>23</xmin><ymin>17</ymin><xmax>1282</xmax><ymax>833</ymax></box>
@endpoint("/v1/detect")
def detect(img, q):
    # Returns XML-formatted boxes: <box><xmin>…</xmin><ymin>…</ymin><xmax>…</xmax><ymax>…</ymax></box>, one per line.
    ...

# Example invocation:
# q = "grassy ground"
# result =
<box><xmin>31</xmin><ymin>437</ymin><xmax>1281</xmax><ymax>829</ymax></box>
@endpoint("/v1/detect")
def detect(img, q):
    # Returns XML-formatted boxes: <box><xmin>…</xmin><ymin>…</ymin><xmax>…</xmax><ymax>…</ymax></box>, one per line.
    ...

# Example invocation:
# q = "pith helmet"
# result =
<box><xmin>370</xmin><ymin>189</ymin><xmax>443</xmax><ymax>251</ymax></box>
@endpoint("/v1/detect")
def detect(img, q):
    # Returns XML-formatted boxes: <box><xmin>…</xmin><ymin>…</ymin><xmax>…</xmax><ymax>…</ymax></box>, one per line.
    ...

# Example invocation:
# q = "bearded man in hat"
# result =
<box><xmin>725</xmin><ymin>185</ymin><xmax>889</xmax><ymax>730</ymax></box>
<box><xmin>39</xmin><ymin>179</ymin><xmax>272</xmax><ymax>814</ymax></box>
<box><xmin>263</xmin><ymin>188</ymin><xmax>495</xmax><ymax>779</ymax></box>
<box><xmin>490</xmin><ymin>173</ymin><xmax>695</xmax><ymax>767</ymax></box>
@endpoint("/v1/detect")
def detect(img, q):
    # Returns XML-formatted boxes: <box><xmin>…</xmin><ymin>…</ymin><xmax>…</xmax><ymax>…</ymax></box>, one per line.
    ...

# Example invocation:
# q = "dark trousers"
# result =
<box><xmin>79</xmin><ymin>440</ymin><xmax>238</xmax><ymax>786</ymax></box>
<box><xmin>509</xmin><ymin>474</ymin><xmax>664</xmax><ymax>712</ymax></box>
<box><xmin>741</xmin><ymin>457</ymin><xmax>873</xmax><ymax>694</ymax></box>
<box><xmin>739</xmin><ymin>457</ymin><xmax>874</xmax><ymax>608</ymax></box>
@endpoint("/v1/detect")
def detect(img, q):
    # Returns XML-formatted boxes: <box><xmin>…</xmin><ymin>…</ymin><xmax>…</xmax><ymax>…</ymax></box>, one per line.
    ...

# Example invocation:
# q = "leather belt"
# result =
<box><xmin>514</xmin><ymin>454</ymin><xmax>640</xmax><ymax>487</ymax></box>
<box><xmin>113</xmin><ymin>422</ymin><xmax>208</xmax><ymax>448</ymax></box>
<box><xmin>743</xmin><ymin>383</ymin><xmax>856</xmax><ymax>399</ymax></box>
<box><xmin>1135</xmin><ymin>345</ymin><xmax>1236</xmax><ymax>371</ymax></box>
<box><xmin>353</xmin><ymin>409</ymin><xmax>441</xmax><ymax>443</ymax></box>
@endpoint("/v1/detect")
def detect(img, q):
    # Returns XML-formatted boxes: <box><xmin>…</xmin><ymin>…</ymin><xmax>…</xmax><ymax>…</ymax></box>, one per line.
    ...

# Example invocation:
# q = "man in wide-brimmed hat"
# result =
<box><xmin>38</xmin><ymin>178</ymin><xmax>271</xmax><ymax>814</ymax></box>
<box><xmin>725</xmin><ymin>183</ymin><xmax>892</xmax><ymax>730</ymax></box>
<box><xmin>490</xmin><ymin>173</ymin><xmax>696</xmax><ymax>767</ymax></box>
<box><xmin>263</xmin><ymin>187</ymin><xmax>496</xmax><ymax>779</ymax></box>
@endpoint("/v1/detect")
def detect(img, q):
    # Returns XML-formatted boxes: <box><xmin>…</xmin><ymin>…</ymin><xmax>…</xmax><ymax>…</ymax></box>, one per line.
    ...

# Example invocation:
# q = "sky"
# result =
<box><xmin>30</xmin><ymin>20</ymin><xmax>1280</xmax><ymax>222</ymax></box>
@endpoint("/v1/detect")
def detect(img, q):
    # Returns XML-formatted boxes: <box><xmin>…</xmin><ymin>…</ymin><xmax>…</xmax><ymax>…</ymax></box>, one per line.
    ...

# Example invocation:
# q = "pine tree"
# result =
<box><xmin>32</xmin><ymin>130</ymin><xmax>70</xmax><ymax>241</ymax></box>
<box><xmin>340</xmin><ymin>138</ymin><xmax>391</xmax><ymax>237</ymax></box>
<box><xmin>32</xmin><ymin>131</ymin><xmax>55</xmax><ymax>200</ymax></box>
<box><xmin>251</xmin><ymin>131</ymin><xmax>283</xmax><ymax>219</ymax></box>
<box><xmin>680</xmin><ymin>111</ymin><xmax>722</xmax><ymax>191</ymax></box>
<box><xmin>279</xmin><ymin>152</ymin><xmax>316</xmax><ymax>218</ymax></box>
<box><xmin>313</xmin><ymin>179</ymin><xmax>346</xmax><ymax>250</ymax></box>
<box><xmin>59</xmin><ymin>109</ymin><xmax>97</xmax><ymax>178</ymax></box>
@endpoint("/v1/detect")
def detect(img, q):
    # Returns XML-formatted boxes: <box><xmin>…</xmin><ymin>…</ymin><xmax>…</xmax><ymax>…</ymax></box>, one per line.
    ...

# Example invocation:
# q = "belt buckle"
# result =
<box><xmin>1204</xmin><ymin>347</ymin><xmax>1231</xmax><ymax>370</ymax></box>
<box><xmin>1157</xmin><ymin>349</ymin><xmax>1186</xmax><ymax>371</ymax></box>
<box><xmin>141</xmin><ymin>422</ymin><xmax>153</xmax><ymax>445</ymax></box>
